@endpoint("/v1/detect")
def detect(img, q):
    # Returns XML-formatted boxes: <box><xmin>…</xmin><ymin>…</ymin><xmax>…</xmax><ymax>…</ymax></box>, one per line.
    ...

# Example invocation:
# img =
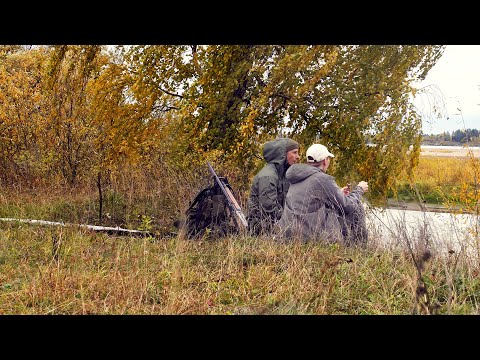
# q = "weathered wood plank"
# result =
<box><xmin>0</xmin><ymin>218</ymin><xmax>155</xmax><ymax>237</ymax></box>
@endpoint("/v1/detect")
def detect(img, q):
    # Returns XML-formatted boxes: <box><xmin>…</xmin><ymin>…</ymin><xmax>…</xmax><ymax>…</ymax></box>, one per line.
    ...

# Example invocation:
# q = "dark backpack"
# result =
<box><xmin>185</xmin><ymin>177</ymin><xmax>238</xmax><ymax>239</ymax></box>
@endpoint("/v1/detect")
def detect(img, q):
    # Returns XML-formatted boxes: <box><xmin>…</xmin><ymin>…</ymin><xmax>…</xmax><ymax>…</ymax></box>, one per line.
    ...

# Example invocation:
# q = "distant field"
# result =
<box><xmin>393</xmin><ymin>147</ymin><xmax>480</xmax><ymax>206</ymax></box>
<box><xmin>420</xmin><ymin>145</ymin><xmax>480</xmax><ymax>157</ymax></box>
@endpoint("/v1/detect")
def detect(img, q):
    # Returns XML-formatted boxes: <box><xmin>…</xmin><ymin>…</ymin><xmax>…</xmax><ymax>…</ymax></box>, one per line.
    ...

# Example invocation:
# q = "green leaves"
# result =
<box><xmin>0</xmin><ymin>45</ymin><xmax>445</xmax><ymax>203</ymax></box>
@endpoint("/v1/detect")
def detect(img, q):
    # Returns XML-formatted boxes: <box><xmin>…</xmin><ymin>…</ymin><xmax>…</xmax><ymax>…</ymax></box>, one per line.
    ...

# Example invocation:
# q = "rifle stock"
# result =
<box><xmin>206</xmin><ymin>161</ymin><xmax>248</xmax><ymax>230</ymax></box>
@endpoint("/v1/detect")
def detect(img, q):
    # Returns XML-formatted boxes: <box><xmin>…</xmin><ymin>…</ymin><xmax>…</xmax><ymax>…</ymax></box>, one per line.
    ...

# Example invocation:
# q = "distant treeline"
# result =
<box><xmin>422</xmin><ymin>128</ymin><xmax>480</xmax><ymax>146</ymax></box>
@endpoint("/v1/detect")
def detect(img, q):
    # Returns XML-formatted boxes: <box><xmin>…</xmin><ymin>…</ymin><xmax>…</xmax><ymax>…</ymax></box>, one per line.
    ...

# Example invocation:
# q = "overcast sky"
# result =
<box><xmin>414</xmin><ymin>45</ymin><xmax>480</xmax><ymax>134</ymax></box>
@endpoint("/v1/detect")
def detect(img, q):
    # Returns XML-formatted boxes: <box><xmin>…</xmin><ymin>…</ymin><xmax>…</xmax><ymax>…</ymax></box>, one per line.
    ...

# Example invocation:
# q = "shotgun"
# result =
<box><xmin>206</xmin><ymin>161</ymin><xmax>248</xmax><ymax>230</ymax></box>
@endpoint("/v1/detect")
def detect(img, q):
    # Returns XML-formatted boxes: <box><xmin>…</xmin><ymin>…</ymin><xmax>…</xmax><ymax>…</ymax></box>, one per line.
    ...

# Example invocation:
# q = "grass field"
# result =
<box><xmin>1</xmin><ymin>221</ymin><xmax>479</xmax><ymax>315</ymax></box>
<box><xmin>1</xmin><ymin>152</ymin><xmax>480</xmax><ymax>314</ymax></box>
<box><xmin>392</xmin><ymin>150</ymin><xmax>480</xmax><ymax>208</ymax></box>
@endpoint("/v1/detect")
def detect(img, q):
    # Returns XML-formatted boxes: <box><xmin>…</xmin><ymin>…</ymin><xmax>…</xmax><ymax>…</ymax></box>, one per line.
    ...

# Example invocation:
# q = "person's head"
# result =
<box><xmin>306</xmin><ymin>143</ymin><xmax>335</xmax><ymax>172</ymax></box>
<box><xmin>285</xmin><ymin>138</ymin><xmax>300</xmax><ymax>166</ymax></box>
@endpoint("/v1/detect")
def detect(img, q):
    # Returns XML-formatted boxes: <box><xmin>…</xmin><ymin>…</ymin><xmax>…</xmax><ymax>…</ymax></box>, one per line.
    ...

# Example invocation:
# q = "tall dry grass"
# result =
<box><xmin>2</xmin><ymin>153</ymin><xmax>480</xmax><ymax>314</ymax></box>
<box><xmin>394</xmin><ymin>156</ymin><xmax>473</xmax><ymax>205</ymax></box>
<box><xmin>1</xmin><ymin>217</ymin><xmax>480</xmax><ymax>314</ymax></box>
<box><xmin>0</xmin><ymin>161</ymin><xmax>216</xmax><ymax>234</ymax></box>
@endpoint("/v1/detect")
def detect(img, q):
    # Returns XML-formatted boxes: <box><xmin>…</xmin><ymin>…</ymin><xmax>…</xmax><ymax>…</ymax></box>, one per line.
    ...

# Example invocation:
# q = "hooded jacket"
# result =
<box><xmin>247</xmin><ymin>138</ymin><xmax>293</xmax><ymax>235</ymax></box>
<box><xmin>276</xmin><ymin>163</ymin><xmax>366</xmax><ymax>244</ymax></box>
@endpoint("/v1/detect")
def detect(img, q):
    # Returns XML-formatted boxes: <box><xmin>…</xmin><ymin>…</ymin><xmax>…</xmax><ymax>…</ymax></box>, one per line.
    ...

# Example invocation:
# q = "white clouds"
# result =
<box><xmin>415</xmin><ymin>45</ymin><xmax>480</xmax><ymax>134</ymax></box>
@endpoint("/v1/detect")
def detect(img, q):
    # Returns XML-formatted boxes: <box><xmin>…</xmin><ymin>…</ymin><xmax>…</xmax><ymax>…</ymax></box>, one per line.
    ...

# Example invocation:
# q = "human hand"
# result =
<box><xmin>341</xmin><ymin>184</ymin><xmax>350</xmax><ymax>195</ymax></box>
<box><xmin>357</xmin><ymin>181</ymin><xmax>368</xmax><ymax>193</ymax></box>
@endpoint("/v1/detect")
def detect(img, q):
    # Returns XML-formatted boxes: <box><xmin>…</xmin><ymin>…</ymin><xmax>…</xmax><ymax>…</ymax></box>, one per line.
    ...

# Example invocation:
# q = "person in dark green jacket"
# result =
<box><xmin>247</xmin><ymin>137</ymin><xmax>300</xmax><ymax>235</ymax></box>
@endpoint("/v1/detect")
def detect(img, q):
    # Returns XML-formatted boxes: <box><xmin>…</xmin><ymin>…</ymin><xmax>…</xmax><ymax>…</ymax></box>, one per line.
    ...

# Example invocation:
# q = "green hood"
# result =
<box><xmin>263</xmin><ymin>138</ymin><xmax>290</xmax><ymax>175</ymax></box>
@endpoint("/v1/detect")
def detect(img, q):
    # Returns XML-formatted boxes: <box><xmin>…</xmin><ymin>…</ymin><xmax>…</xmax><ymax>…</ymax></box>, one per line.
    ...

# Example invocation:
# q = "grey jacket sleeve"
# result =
<box><xmin>324</xmin><ymin>177</ymin><xmax>364</xmax><ymax>216</ymax></box>
<box><xmin>258</xmin><ymin>176</ymin><xmax>283</xmax><ymax>220</ymax></box>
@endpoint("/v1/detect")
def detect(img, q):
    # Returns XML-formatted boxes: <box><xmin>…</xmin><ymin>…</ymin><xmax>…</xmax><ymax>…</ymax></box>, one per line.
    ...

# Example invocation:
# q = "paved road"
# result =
<box><xmin>365</xmin><ymin>205</ymin><xmax>480</xmax><ymax>258</ymax></box>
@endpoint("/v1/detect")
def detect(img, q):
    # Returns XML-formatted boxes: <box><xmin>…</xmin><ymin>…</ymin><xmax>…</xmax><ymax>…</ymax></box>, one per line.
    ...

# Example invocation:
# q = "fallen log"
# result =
<box><xmin>0</xmin><ymin>217</ymin><xmax>157</xmax><ymax>238</ymax></box>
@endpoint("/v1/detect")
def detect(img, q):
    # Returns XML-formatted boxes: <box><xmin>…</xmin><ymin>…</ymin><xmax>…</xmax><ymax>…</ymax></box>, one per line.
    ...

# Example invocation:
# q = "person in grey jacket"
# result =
<box><xmin>247</xmin><ymin>137</ymin><xmax>300</xmax><ymax>235</ymax></box>
<box><xmin>276</xmin><ymin>143</ymin><xmax>369</xmax><ymax>246</ymax></box>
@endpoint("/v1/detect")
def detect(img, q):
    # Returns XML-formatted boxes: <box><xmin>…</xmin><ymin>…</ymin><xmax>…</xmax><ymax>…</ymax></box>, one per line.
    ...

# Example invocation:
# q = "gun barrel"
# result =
<box><xmin>207</xmin><ymin>161</ymin><xmax>248</xmax><ymax>229</ymax></box>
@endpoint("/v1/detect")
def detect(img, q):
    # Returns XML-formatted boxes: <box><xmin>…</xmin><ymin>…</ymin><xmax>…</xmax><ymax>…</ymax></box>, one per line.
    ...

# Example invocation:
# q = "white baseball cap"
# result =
<box><xmin>306</xmin><ymin>144</ymin><xmax>335</xmax><ymax>163</ymax></box>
